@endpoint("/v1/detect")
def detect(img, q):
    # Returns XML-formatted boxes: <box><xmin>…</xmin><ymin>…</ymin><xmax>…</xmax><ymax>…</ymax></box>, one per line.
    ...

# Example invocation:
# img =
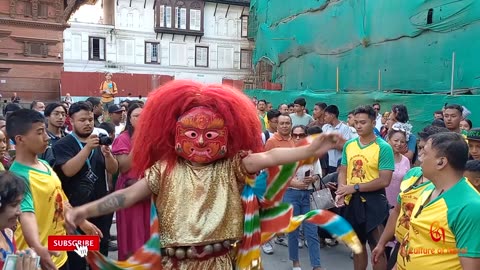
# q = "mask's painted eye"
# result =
<box><xmin>205</xmin><ymin>131</ymin><xmax>219</xmax><ymax>139</ymax></box>
<box><xmin>184</xmin><ymin>131</ymin><xmax>198</xmax><ymax>139</ymax></box>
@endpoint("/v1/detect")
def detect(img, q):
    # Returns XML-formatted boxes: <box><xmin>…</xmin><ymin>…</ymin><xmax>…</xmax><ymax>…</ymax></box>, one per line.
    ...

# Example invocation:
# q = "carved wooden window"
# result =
<box><xmin>24</xmin><ymin>2</ymin><xmax>32</xmax><ymax>17</ymax></box>
<box><xmin>38</xmin><ymin>3</ymin><xmax>48</xmax><ymax>18</ymax></box>
<box><xmin>24</xmin><ymin>42</ymin><xmax>48</xmax><ymax>57</ymax></box>
<box><xmin>157</xmin><ymin>5</ymin><xmax>172</xmax><ymax>28</ymax></box>
<box><xmin>174</xmin><ymin>2</ymin><xmax>187</xmax><ymax>30</ymax></box>
<box><xmin>241</xmin><ymin>15</ymin><xmax>249</xmax><ymax>37</ymax></box>
<box><xmin>190</xmin><ymin>9</ymin><xmax>201</xmax><ymax>31</ymax></box>
<box><xmin>145</xmin><ymin>42</ymin><xmax>160</xmax><ymax>64</ymax></box>
<box><xmin>195</xmin><ymin>46</ymin><xmax>208</xmax><ymax>67</ymax></box>
<box><xmin>89</xmin><ymin>37</ymin><xmax>106</xmax><ymax>61</ymax></box>
<box><xmin>155</xmin><ymin>0</ymin><xmax>203</xmax><ymax>34</ymax></box>
<box><xmin>240</xmin><ymin>49</ymin><xmax>252</xmax><ymax>69</ymax></box>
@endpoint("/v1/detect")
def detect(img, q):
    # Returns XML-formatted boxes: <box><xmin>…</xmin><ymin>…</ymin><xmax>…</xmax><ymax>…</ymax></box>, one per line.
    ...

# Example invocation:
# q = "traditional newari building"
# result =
<box><xmin>0</xmin><ymin>0</ymin><xmax>96</xmax><ymax>102</ymax></box>
<box><xmin>61</xmin><ymin>0</ymin><xmax>257</xmax><ymax>100</ymax></box>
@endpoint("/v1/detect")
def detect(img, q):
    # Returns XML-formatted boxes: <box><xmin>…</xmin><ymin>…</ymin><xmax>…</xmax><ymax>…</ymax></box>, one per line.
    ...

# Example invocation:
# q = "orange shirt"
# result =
<box><xmin>265</xmin><ymin>133</ymin><xmax>295</xmax><ymax>151</ymax></box>
<box><xmin>99</xmin><ymin>81</ymin><xmax>118</xmax><ymax>103</ymax></box>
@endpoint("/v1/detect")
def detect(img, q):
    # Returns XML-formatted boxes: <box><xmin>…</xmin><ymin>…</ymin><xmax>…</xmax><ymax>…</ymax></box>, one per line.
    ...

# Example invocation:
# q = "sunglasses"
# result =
<box><xmin>293</xmin><ymin>133</ymin><xmax>307</xmax><ymax>138</ymax></box>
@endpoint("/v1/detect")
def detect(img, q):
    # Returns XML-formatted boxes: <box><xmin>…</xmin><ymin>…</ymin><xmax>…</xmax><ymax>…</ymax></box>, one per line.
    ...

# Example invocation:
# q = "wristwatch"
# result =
<box><xmin>354</xmin><ymin>184</ymin><xmax>360</xmax><ymax>193</ymax></box>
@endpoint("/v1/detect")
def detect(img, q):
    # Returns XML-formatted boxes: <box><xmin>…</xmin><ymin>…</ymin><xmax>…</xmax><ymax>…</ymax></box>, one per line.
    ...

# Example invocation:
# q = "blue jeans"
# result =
<box><xmin>283</xmin><ymin>189</ymin><xmax>322</xmax><ymax>267</ymax></box>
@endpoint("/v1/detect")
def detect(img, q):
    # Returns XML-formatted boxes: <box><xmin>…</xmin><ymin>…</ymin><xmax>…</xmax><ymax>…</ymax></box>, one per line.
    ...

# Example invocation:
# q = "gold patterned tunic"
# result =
<box><xmin>145</xmin><ymin>155</ymin><xmax>248</xmax><ymax>270</ymax></box>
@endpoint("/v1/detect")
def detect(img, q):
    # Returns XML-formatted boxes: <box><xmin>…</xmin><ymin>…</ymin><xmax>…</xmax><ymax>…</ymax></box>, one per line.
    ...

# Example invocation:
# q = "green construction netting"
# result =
<box><xmin>249</xmin><ymin>0</ymin><xmax>480</xmax><ymax>93</ymax></box>
<box><xmin>244</xmin><ymin>90</ymin><xmax>480</xmax><ymax>133</ymax></box>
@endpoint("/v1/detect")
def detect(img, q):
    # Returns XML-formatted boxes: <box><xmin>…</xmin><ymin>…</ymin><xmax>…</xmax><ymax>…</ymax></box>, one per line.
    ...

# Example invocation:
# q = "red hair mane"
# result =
<box><xmin>131</xmin><ymin>80</ymin><xmax>263</xmax><ymax>175</ymax></box>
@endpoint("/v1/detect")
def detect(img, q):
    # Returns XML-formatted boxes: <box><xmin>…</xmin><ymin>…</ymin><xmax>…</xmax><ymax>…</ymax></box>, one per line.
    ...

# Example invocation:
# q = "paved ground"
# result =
<box><xmin>108</xmin><ymin>224</ymin><xmax>372</xmax><ymax>270</ymax></box>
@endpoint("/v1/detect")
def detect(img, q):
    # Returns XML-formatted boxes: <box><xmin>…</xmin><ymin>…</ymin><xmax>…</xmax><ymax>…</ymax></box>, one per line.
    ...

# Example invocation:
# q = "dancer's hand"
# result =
<box><xmin>65</xmin><ymin>207</ymin><xmax>88</xmax><ymax>235</ymax></box>
<box><xmin>309</xmin><ymin>133</ymin><xmax>343</xmax><ymax>157</ymax></box>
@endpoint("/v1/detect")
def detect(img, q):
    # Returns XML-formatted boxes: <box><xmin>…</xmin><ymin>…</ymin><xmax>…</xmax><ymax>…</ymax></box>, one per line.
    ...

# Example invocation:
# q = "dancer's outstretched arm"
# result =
<box><xmin>242</xmin><ymin>133</ymin><xmax>341</xmax><ymax>174</ymax></box>
<box><xmin>65</xmin><ymin>179</ymin><xmax>151</xmax><ymax>233</ymax></box>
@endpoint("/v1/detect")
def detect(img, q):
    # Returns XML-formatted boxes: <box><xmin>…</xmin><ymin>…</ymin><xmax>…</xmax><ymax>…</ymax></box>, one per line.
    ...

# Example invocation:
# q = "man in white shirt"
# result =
<box><xmin>346</xmin><ymin>110</ymin><xmax>359</xmax><ymax>139</ymax></box>
<box><xmin>322</xmin><ymin>105</ymin><xmax>352</xmax><ymax>173</ymax></box>
<box><xmin>373</xmin><ymin>103</ymin><xmax>383</xmax><ymax>131</ymax></box>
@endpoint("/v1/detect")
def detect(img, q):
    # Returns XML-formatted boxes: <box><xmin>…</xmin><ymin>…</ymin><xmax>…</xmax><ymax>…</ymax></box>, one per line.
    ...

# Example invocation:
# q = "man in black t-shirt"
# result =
<box><xmin>53</xmin><ymin>101</ymin><xmax>118</xmax><ymax>270</ymax></box>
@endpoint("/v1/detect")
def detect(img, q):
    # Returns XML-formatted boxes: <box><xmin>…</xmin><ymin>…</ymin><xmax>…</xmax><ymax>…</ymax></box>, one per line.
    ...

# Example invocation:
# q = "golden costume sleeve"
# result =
<box><xmin>145</xmin><ymin>163</ymin><xmax>162</xmax><ymax>195</ymax></box>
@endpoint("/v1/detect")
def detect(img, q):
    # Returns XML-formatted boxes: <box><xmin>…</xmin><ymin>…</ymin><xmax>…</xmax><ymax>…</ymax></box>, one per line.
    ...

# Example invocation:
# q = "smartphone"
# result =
<box><xmin>304</xmin><ymin>170</ymin><xmax>311</xmax><ymax>177</ymax></box>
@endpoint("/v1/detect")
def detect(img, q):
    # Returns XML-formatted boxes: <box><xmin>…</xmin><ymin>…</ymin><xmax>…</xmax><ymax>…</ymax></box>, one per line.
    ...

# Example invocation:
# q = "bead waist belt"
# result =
<box><xmin>161</xmin><ymin>240</ymin><xmax>236</xmax><ymax>260</ymax></box>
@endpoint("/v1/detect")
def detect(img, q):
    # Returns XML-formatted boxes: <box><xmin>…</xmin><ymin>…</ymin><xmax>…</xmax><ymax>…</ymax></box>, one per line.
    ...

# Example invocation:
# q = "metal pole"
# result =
<box><xmin>336</xmin><ymin>66</ymin><xmax>339</xmax><ymax>93</ymax></box>
<box><xmin>451</xmin><ymin>52</ymin><xmax>455</xmax><ymax>95</ymax></box>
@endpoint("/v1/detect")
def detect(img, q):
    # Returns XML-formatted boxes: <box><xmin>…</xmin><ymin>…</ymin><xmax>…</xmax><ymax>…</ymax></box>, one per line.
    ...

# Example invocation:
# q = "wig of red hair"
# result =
<box><xmin>131</xmin><ymin>80</ymin><xmax>263</xmax><ymax>175</ymax></box>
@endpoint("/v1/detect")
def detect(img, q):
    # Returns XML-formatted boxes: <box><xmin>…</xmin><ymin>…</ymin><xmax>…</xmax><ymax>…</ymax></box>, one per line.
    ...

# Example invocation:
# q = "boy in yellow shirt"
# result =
<box><xmin>7</xmin><ymin>109</ymin><xmax>101</xmax><ymax>270</ymax></box>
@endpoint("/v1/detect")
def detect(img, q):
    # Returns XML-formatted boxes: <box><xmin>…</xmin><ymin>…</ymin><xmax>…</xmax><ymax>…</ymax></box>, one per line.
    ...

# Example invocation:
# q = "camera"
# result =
<box><xmin>98</xmin><ymin>133</ymin><xmax>113</xmax><ymax>146</ymax></box>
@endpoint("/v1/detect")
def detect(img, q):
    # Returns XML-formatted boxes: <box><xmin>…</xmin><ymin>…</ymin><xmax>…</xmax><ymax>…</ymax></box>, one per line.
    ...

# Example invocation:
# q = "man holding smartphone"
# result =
<box><xmin>284</xmin><ymin>125</ymin><xmax>325</xmax><ymax>270</ymax></box>
<box><xmin>53</xmin><ymin>102</ymin><xmax>118</xmax><ymax>270</ymax></box>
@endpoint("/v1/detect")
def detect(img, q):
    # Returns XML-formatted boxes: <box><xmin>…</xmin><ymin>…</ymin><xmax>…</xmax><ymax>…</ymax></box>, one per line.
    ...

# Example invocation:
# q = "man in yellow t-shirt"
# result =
<box><xmin>371</xmin><ymin>125</ymin><xmax>450</xmax><ymax>268</ymax></box>
<box><xmin>400</xmin><ymin>132</ymin><xmax>480</xmax><ymax>270</ymax></box>
<box><xmin>7</xmin><ymin>109</ymin><xmax>101</xmax><ymax>270</ymax></box>
<box><xmin>336</xmin><ymin>105</ymin><xmax>395</xmax><ymax>270</ymax></box>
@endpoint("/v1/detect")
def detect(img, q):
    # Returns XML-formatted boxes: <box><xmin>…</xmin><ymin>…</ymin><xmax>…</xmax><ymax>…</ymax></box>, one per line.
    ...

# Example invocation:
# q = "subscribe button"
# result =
<box><xmin>48</xmin><ymin>235</ymin><xmax>100</xmax><ymax>251</ymax></box>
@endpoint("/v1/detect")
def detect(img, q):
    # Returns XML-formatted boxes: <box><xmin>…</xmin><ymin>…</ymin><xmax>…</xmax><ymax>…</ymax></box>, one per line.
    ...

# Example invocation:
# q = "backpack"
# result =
<box><xmin>263</xmin><ymin>130</ymin><xmax>271</xmax><ymax>142</ymax></box>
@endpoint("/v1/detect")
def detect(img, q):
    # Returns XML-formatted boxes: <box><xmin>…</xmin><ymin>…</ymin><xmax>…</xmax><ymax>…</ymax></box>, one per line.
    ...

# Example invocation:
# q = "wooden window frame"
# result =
<box><xmin>154</xmin><ymin>0</ymin><xmax>204</xmax><ymax>36</ymax></box>
<box><xmin>88</xmin><ymin>36</ymin><xmax>106</xmax><ymax>61</ymax></box>
<box><xmin>38</xmin><ymin>3</ymin><xmax>48</xmax><ymax>19</ymax></box>
<box><xmin>24</xmin><ymin>1</ymin><xmax>32</xmax><ymax>17</ymax></box>
<box><xmin>240</xmin><ymin>49</ymin><xmax>252</xmax><ymax>69</ymax></box>
<box><xmin>195</xmin><ymin>46</ymin><xmax>209</xmax><ymax>67</ymax></box>
<box><xmin>241</xmin><ymin>15</ymin><xmax>249</xmax><ymax>38</ymax></box>
<box><xmin>145</xmin><ymin>42</ymin><xmax>160</xmax><ymax>64</ymax></box>
<box><xmin>24</xmin><ymin>42</ymin><xmax>48</xmax><ymax>57</ymax></box>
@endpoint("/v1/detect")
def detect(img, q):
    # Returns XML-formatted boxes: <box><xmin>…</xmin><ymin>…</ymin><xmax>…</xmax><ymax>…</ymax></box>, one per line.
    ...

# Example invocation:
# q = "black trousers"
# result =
<box><xmin>59</xmin><ymin>260</ymin><xmax>70</xmax><ymax>270</ymax></box>
<box><xmin>67</xmin><ymin>214</ymin><xmax>111</xmax><ymax>270</ymax></box>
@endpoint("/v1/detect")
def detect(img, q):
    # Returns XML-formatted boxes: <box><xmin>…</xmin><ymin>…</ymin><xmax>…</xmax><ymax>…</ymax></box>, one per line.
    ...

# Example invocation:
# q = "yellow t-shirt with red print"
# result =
<box><xmin>341</xmin><ymin>137</ymin><xmax>394</xmax><ymax>204</ymax></box>
<box><xmin>395</xmin><ymin>167</ymin><xmax>432</xmax><ymax>244</ymax></box>
<box><xmin>397</xmin><ymin>178</ymin><xmax>480</xmax><ymax>270</ymax></box>
<box><xmin>10</xmin><ymin>160</ymin><xmax>68</xmax><ymax>269</ymax></box>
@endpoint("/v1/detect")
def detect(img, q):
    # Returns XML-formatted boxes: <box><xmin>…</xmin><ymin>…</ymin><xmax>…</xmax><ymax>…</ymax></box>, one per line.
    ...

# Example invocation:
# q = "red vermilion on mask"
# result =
<box><xmin>175</xmin><ymin>107</ymin><xmax>228</xmax><ymax>164</ymax></box>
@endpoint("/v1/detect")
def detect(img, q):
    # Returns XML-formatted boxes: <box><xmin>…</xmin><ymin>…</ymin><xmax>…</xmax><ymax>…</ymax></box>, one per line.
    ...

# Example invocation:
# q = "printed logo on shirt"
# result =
<box><xmin>429</xmin><ymin>221</ymin><xmax>446</xmax><ymax>243</ymax></box>
<box><xmin>350</xmin><ymin>155</ymin><xmax>368</xmax><ymax>182</ymax></box>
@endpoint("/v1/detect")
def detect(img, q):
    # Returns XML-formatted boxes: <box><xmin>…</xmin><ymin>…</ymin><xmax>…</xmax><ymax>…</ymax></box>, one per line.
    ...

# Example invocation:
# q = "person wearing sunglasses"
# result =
<box><xmin>292</xmin><ymin>125</ymin><xmax>308</xmax><ymax>144</ymax></box>
<box><xmin>286</xmin><ymin>124</ymin><xmax>325</xmax><ymax>270</ymax></box>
